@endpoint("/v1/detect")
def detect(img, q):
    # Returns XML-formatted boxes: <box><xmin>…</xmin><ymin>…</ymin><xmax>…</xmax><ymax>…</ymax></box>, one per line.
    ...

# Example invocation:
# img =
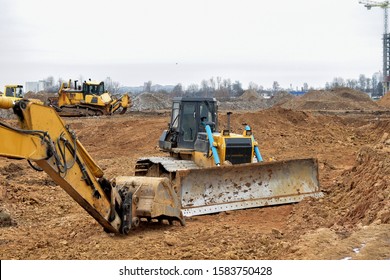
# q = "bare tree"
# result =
<box><xmin>172</xmin><ymin>83</ymin><xmax>184</xmax><ymax>97</ymax></box>
<box><xmin>331</xmin><ymin>77</ymin><xmax>345</xmax><ymax>88</ymax></box>
<box><xmin>232</xmin><ymin>80</ymin><xmax>244</xmax><ymax>96</ymax></box>
<box><xmin>272</xmin><ymin>81</ymin><xmax>280</xmax><ymax>92</ymax></box>
<box><xmin>200</xmin><ymin>79</ymin><xmax>210</xmax><ymax>96</ymax></box>
<box><xmin>209</xmin><ymin>77</ymin><xmax>216</xmax><ymax>91</ymax></box>
<box><xmin>248</xmin><ymin>82</ymin><xmax>259</xmax><ymax>91</ymax></box>
<box><xmin>222</xmin><ymin>79</ymin><xmax>232</xmax><ymax>91</ymax></box>
<box><xmin>186</xmin><ymin>84</ymin><xmax>199</xmax><ymax>96</ymax></box>
<box><xmin>346</xmin><ymin>79</ymin><xmax>358</xmax><ymax>89</ymax></box>
<box><xmin>365</xmin><ymin>77</ymin><xmax>371</xmax><ymax>92</ymax></box>
<box><xmin>358</xmin><ymin>74</ymin><xmax>366</xmax><ymax>91</ymax></box>
<box><xmin>216</xmin><ymin>76</ymin><xmax>222</xmax><ymax>90</ymax></box>
<box><xmin>112</xmin><ymin>81</ymin><xmax>120</xmax><ymax>93</ymax></box>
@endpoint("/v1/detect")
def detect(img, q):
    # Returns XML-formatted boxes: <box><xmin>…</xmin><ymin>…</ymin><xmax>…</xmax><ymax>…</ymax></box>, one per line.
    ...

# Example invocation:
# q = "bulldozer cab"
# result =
<box><xmin>4</xmin><ymin>85</ymin><xmax>23</xmax><ymax>99</ymax></box>
<box><xmin>165</xmin><ymin>97</ymin><xmax>218</xmax><ymax>149</ymax></box>
<box><xmin>82</xmin><ymin>81</ymin><xmax>105</xmax><ymax>96</ymax></box>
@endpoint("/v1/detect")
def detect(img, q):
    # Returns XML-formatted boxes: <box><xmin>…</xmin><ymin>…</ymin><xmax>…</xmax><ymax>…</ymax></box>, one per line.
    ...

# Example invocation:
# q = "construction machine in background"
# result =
<box><xmin>0</xmin><ymin>85</ymin><xmax>24</xmax><ymax>102</ymax></box>
<box><xmin>48</xmin><ymin>79</ymin><xmax>130</xmax><ymax>117</ymax></box>
<box><xmin>0</xmin><ymin>85</ymin><xmax>44</xmax><ymax>105</ymax></box>
<box><xmin>0</xmin><ymin>96</ymin><xmax>322</xmax><ymax>235</ymax></box>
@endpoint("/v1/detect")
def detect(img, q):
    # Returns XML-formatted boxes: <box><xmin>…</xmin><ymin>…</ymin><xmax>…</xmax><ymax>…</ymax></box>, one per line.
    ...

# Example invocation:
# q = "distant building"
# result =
<box><xmin>25</xmin><ymin>80</ymin><xmax>46</xmax><ymax>93</ymax></box>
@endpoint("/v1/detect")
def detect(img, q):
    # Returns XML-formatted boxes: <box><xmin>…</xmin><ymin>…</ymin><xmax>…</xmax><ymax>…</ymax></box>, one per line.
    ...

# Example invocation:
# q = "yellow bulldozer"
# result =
<box><xmin>134</xmin><ymin>97</ymin><xmax>322</xmax><ymax>216</ymax></box>
<box><xmin>0</xmin><ymin>85</ymin><xmax>44</xmax><ymax>105</ymax></box>
<box><xmin>0</xmin><ymin>85</ymin><xmax>24</xmax><ymax>102</ymax></box>
<box><xmin>0</xmin><ymin>96</ymin><xmax>322</xmax><ymax>234</ymax></box>
<box><xmin>48</xmin><ymin>79</ymin><xmax>131</xmax><ymax>117</ymax></box>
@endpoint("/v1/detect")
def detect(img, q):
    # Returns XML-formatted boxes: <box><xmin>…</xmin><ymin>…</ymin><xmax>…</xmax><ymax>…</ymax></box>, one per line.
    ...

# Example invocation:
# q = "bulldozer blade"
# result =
<box><xmin>176</xmin><ymin>158</ymin><xmax>322</xmax><ymax>217</ymax></box>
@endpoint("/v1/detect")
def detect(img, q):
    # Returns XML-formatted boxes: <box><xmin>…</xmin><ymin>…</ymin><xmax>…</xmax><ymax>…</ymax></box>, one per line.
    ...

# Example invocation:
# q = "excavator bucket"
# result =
<box><xmin>113</xmin><ymin>176</ymin><xmax>185</xmax><ymax>226</ymax></box>
<box><xmin>175</xmin><ymin>158</ymin><xmax>322</xmax><ymax>217</ymax></box>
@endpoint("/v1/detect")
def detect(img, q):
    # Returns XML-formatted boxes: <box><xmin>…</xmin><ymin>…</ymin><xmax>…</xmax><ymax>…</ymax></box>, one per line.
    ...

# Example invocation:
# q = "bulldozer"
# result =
<box><xmin>0</xmin><ymin>85</ymin><xmax>44</xmax><ymax>105</ymax></box>
<box><xmin>133</xmin><ymin>97</ymin><xmax>322</xmax><ymax>217</ymax></box>
<box><xmin>0</xmin><ymin>85</ymin><xmax>25</xmax><ymax>102</ymax></box>
<box><xmin>0</xmin><ymin>96</ymin><xmax>322</xmax><ymax>235</ymax></box>
<box><xmin>48</xmin><ymin>79</ymin><xmax>131</xmax><ymax>117</ymax></box>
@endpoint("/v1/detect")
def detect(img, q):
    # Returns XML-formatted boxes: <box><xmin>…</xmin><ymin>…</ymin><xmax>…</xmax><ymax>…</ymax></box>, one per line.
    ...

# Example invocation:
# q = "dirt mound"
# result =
<box><xmin>377</xmin><ymin>92</ymin><xmax>390</xmax><ymax>107</ymax></box>
<box><xmin>338</xmin><ymin>133</ymin><xmax>390</xmax><ymax>226</ymax></box>
<box><xmin>219</xmin><ymin>91</ymin><xmax>295</xmax><ymax>111</ymax></box>
<box><xmin>219</xmin><ymin>91</ymin><xmax>266</xmax><ymax>111</ymax></box>
<box><xmin>281</xmin><ymin>88</ymin><xmax>381</xmax><ymax>111</ymax></box>
<box><xmin>288</xmin><ymin>132</ymin><xmax>390</xmax><ymax>232</ymax></box>
<box><xmin>269</xmin><ymin>91</ymin><xmax>296</xmax><ymax>107</ymax></box>
<box><xmin>238</xmin><ymin>89</ymin><xmax>262</xmax><ymax>102</ymax></box>
<box><xmin>130</xmin><ymin>92</ymin><xmax>172</xmax><ymax>111</ymax></box>
<box><xmin>24</xmin><ymin>91</ymin><xmax>55</xmax><ymax>103</ymax></box>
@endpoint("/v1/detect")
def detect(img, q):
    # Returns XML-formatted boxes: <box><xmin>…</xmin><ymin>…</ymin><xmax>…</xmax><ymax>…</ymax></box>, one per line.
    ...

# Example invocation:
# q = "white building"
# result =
<box><xmin>25</xmin><ymin>81</ymin><xmax>45</xmax><ymax>93</ymax></box>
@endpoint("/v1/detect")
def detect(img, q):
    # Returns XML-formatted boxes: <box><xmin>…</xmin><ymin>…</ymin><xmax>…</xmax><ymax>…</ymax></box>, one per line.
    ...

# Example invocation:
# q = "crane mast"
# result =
<box><xmin>359</xmin><ymin>0</ymin><xmax>390</xmax><ymax>94</ymax></box>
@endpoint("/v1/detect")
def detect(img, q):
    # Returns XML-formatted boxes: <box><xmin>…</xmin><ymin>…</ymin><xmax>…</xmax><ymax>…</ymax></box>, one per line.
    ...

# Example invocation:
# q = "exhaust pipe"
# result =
<box><xmin>226</xmin><ymin>112</ymin><xmax>232</xmax><ymax>133</ymax></box>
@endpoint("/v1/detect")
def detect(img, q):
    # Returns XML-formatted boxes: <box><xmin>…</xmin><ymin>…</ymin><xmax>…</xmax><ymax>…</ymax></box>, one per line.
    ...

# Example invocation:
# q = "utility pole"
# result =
<box><xmin>359</xmin><ymin>0</ymin><xmax>390</xmax><ymax>95</ymax></box>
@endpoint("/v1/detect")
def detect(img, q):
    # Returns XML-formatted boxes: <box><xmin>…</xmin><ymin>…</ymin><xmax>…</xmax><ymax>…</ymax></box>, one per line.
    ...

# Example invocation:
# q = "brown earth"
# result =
<box><xmin>378</xmin><ymin>92</ymin><xmax>390</xmax><ymax>107</ymax></box>
<box><xmin>219</xmin><ymin>91</ymin><xmax>296</xmax><ymax>111</ymax></box>
<box><xmin>281</xmin><ymin>88</ymin><xmax>382</xmax><ymax>111</ymax></box>
<box><xmin>1</xmin><ymin>106</ymin><xmax>390</xmax><ymax>260</ymax></box>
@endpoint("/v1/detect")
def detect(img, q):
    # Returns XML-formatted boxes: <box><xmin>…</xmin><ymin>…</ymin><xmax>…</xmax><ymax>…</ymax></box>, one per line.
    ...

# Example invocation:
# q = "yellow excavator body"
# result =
<box><xmin>0</xmin><ymin>97</ymin><xmax>183</xmax><ymax>234</ymax></box>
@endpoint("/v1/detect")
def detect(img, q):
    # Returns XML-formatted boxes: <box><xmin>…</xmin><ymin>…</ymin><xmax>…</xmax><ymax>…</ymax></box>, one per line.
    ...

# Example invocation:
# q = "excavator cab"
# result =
<box><xmin>160</xmin><ymin>97</ymin><xmax>218</xmax><ymax>150</ymax></box>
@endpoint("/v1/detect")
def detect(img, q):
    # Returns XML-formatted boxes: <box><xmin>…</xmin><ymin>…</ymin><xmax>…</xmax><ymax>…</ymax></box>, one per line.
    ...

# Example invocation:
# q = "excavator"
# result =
<box><xmin>0</xmin><ymin>97</ymin><xmax>183</xmax><ymax>234</ymax></box>
<box><xmin>48</xmin><ymin>79</ymin><xmax>131</xmax><ymax>117</ymax></box>
<box><xmin>0</xmin><ymin>96</ymin><xmax>322</xmax><ymax>234</ymax></box>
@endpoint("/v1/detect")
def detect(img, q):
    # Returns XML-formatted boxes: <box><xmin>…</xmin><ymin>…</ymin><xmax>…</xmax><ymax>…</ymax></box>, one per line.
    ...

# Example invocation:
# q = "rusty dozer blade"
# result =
<box><xmin>113</xmin><ymin>176</ymin><xmax>185</xmax><ymax>226</ymax></box>
<box><xmin>176</xmin><ymin>158</ymin><xmax>323</xmax><ymax>217</ymax></box>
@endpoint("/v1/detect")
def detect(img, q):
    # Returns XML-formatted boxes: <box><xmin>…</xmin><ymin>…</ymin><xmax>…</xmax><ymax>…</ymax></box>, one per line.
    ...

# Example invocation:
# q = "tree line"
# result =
<box><xmin>33</xmin><ymin>72</ymin><xmax>384</xmax><ymax>98</ymax></box>
<box><xmin>162</xmin><ymin>72</ymin><xmax>384</xmax><ymax>99</ymax></box>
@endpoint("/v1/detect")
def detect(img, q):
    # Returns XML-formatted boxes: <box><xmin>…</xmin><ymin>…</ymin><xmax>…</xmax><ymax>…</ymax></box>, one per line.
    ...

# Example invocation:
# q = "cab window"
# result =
<box><xmin>182</xmin><ymin>103</ymin><xmax>196</xmax><ymax>141</ymax></box>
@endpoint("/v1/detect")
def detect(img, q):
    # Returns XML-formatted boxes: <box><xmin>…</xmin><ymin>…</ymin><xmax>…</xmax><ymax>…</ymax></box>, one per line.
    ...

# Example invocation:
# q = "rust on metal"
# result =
<box><xmin>175</xmin><ymin>158</ymin><xmax>322</xmax><ymax>216</ymax></box>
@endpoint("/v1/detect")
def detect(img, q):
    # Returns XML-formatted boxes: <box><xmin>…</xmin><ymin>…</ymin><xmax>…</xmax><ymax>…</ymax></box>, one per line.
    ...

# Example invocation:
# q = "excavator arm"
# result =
<box><xmin>0</xmin><ymin>97</ymin><xmax>129</xmax><ymax>234</ymax></box>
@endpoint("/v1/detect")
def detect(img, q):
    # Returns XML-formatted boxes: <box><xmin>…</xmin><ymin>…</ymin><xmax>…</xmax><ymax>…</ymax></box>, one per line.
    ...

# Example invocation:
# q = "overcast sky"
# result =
<box><xmin>0</xmin><ymin>0</ymin><xmax>385</xmax><ymax>90</ymax></box>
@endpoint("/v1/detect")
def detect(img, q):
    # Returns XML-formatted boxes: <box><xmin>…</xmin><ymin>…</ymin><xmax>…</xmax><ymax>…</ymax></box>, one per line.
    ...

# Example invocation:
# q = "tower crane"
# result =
<box><xmin>359</xmin><ymin>0</ymin><xmax>390</xmax><ymax>94</ymax></box>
